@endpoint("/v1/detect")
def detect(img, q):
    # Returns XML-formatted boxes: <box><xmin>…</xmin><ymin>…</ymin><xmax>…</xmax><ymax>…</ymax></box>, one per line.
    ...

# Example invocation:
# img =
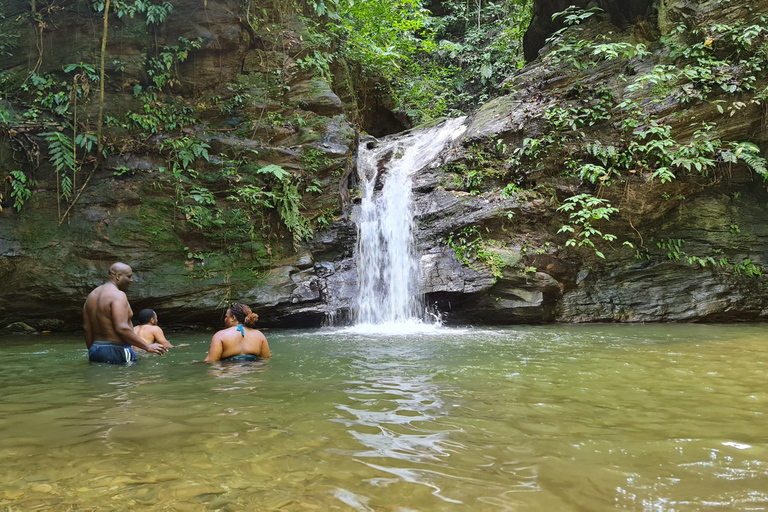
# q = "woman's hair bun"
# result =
<box><xmin>244</xmin><ymin>312</ymin><xmax>260</xmax><ymax>328</ymax></box>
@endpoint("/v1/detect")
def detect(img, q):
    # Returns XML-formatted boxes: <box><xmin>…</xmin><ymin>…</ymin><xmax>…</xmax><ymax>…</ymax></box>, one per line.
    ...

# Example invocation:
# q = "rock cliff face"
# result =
<box><xmin>422</xmin><ymin>0</ymin><xmax>768</xmax><ymax>324</ymax></box>
<box><xmin>1</xmin><ymin>0</ymin><xmax>767</xmax><ymax>332</ymax></box>
<box><xmin>0</xmin><ymin>0</ymin><xmax>359</xmax><ymax>330</ymax></box>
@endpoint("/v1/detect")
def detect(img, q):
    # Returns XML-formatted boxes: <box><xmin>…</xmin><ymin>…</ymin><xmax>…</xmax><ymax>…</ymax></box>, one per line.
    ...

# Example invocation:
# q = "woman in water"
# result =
<box><xmin>204</xmin><ymin>303</ymin><xmax>270</xmax><ymax>362</ymax></box>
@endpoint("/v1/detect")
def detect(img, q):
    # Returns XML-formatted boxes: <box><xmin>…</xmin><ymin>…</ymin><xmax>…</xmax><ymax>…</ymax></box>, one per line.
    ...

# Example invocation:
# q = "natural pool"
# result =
<box><xmin>1</xmin><ymin>324</ymin><xmax>767</xmax><ymax>511</ymax></box>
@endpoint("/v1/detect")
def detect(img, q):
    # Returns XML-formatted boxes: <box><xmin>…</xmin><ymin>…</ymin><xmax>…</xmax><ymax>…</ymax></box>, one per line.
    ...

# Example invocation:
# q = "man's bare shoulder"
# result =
<box><xmin>86</xmin><ymin>284</ymin><xmax>104</xmax><ymax>298</ymax></box>
<box><xmin>98</xmin><ymin>284</ymin><xmax>127</xmax><ymax>302</ymax></box>
<box><xmin>87</xmin><ymin>283</ymin><xmax>119</xmax><ymax>297</ymax></box>
<box><xmin>85</xmin><ymin>285</ymin><xmax>106</xmax><ymax>308</ymax></box>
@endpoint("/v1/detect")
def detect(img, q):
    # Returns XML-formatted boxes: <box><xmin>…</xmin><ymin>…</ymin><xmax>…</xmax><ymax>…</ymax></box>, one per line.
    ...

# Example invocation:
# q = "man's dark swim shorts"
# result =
<box><xmin>89</xmin><ymin>341</ymin><xmax>137</xmax><ymax>364</ymax></box>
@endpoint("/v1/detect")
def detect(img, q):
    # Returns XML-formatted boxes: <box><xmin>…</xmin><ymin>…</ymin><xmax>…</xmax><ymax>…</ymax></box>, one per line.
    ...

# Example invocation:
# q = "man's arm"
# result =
<box><xmin>151</xmin><ymin>326</ymin><xmax>173</xmax><ymax>348</ymax></box>
<box><xmin>83</xmin><ymin>302</ymin><xmax>94</xmax><ymax>349</ymax></box>
<box><xmin>204</xmin><ymin>334</ymin><xmax>223</xmax><ymax>362</ymax></box>
<box><xmin>110</xmin><ymin>295</ymin><xmax>167</xmax><ymax>355</ymax></box>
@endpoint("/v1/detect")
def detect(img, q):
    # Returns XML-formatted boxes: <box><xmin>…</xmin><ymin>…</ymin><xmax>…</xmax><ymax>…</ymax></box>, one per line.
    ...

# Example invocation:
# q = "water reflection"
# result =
<box><xmin>331</xmin><ymin>352</ymin><xmax>470</xmax><ymax>503</ymax></box>
<box><xmin>206</xmin><ymin>360</ymin><xmax>269</xmax><ymax>381</ymax></box>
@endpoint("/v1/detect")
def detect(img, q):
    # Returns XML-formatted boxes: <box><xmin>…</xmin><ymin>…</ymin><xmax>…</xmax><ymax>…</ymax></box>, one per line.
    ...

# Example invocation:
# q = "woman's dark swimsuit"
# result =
<box><xmin>89</xmin><ymin>341</ymin><xmax>137</xmax><ymax>364</ymax></box>
<box><xmin>221</xmin><ymin>354</ymin><xmax>260</xmax><ymax>362</ymax></box>
<box><xmin>220</xmin><ymin>324</ymin><xmax>260</xmax><ymax>361</ymax></box>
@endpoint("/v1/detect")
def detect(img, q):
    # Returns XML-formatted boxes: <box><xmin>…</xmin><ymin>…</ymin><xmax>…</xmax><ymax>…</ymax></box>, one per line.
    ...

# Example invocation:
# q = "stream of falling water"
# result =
<box><xmin>354</xmin><ymin>118</ymin><xmax>467</xmax><ymax>330</ymax></box>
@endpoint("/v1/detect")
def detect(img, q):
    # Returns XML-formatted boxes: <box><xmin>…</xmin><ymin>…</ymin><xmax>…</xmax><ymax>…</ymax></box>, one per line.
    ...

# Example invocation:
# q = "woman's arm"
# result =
<box><xmin>259</xmin><ymin>334</ymin><xmax>271</xmax><ymax>358</ymax></box>
<box><xmin>204</xmin><ymin>333</ymin><xmax>224</xmax><ymax>362</ymax></box>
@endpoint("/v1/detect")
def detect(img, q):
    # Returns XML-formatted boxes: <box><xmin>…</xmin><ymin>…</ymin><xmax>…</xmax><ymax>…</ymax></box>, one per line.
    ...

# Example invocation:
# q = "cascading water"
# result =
<box><xmin>354</xmin><ymin>118</ymin><xmax>467</xmax><ymax>329</ymax></box>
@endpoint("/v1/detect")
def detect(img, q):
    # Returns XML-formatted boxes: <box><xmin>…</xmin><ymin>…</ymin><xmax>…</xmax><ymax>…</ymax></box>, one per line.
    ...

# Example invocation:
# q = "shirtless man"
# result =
<box><xmin>133</xmin><ymin>309</ymin><xmax>172</xmax><ymax>349</ymax></box>
<box><xmin>132</xmin><ymin>309</ymin><xmax>190</xmax><ymax>350</ymax></box>
<box><xmin>204</xmin><ymin>303</ymin><xmax>270</xmax><ymax>362</ymax></box>
<box><xmin>83</xmin><ymin>262</ymin><xmax>168</xmax><ymax>364</ymax></box>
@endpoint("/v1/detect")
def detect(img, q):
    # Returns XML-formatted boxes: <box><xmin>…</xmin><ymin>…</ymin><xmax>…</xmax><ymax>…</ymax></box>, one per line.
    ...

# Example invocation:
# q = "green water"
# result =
<box><xmin>1</xmin><ymin>324</ymin><xmax>767</xmax><ymax>511</ymax></box>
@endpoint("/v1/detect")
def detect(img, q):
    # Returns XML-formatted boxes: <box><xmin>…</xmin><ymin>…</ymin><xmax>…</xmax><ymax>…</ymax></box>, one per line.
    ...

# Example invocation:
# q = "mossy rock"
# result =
<box><xmin>492</xmin><ymin>248</ymin><xmax>523</xmax><ymax>268</ymax></box>
<box><xmin>5</xmin><ymin>321</ymin><xmax>35</xmax><ymax>332</ymax></box>
<box><xmin>287</xmin><ymin>78</ymin><xmax>344</xmax><ymax>117</ymax></box>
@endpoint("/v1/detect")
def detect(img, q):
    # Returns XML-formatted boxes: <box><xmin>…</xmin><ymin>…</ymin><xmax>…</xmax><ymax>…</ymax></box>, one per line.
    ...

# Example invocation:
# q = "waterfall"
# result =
<box><xmin>355</xmin><ymin>118</ymin><xmax>467</xmax><ymax>327</ymax></box>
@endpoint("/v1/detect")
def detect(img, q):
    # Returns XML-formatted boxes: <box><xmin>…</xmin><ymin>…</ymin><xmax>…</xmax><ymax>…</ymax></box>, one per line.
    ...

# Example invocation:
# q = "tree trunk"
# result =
<box><xmin>97</xmin><ymin>0</ymin><xmax>110</xmax><ymax>154</ymax></box>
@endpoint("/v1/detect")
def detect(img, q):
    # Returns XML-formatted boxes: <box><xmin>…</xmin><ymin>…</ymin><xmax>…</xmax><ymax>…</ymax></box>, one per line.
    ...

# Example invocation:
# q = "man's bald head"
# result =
<box><xmin>109</xmin><ymin>262</ymin><xmax>134</xmax><ymax>291</ymax></box>
<box><xmin>110</xmin><ymin>262</ymin><xmax>132</xmax><ymax>276</ymax></box>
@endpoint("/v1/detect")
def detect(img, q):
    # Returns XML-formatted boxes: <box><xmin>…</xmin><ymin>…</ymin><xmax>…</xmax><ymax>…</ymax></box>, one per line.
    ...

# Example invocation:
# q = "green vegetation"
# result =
<box><xmin>0</xmin><ymin>0</ymin><xmax>328</xmax><ymax>271</ymax></box>
<box><xmin>445</xmin><ymin>226</ymin><xmax>505</xmax><ymax>279</ymax></box>
<box><xmin>557</xmin><ymin>194</ymin><xmax>619</xmax><ymax>259</ymax></box>
<box><xmin>439</xmin><ymin>5</ymin><xmax>766</xmax><ymax>279</ymax></box>
<box><xmin>8</xmin><ymin>171</ymin><xmax>33</xmax><ymax>212</ymax></box>
<box><xmin>0</xmin><ymin>0</ymin><xmax>534</xmax><ymax>263</ymax></box>
<box><xmin>303</xmin><ymin>0</ymin><xmax>533</xmax><ymax>123</ymax></box>
<box><xmin>546</xmin><ymin>7</ymin><xmax>648</xmax><ymax>71</ymax></box>
<box><xmin>500</xmin><ymin>7</ymin><xmax>768</xmax><ymax>276</ymax></box>
<box><xmin>632</xmin><ymin>236</ymin><xmax>765</xmax><ymax>277</ymax></box>
<box><xmin>441</xmin><ymin>139</ymin><xmax>512</xmax><ymax>194</ymax></box>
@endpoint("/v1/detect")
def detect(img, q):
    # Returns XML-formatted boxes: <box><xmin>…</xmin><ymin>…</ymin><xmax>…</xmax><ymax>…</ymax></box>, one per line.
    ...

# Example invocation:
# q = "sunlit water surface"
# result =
<box><xmin>1</xmin><ymin>324</ymin><xmax>767</xmax><ymax>511</ymax></box>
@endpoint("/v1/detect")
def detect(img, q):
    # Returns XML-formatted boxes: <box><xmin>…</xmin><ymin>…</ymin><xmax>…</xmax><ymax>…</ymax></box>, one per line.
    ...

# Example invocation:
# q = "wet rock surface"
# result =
<box><xmin>1</xmin><ymin>0</ymin><xmax>767</xmax><ymax>331</ymax></box>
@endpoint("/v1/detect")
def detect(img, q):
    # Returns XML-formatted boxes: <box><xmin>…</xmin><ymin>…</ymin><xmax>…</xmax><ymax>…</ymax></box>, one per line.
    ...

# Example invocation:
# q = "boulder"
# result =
<box><xmin>5</xmin><ymin>322</ymin><xmax>36</xmax><ymax>332</ymax></box>
<box><xmin>287</xmin><ymin>78</ymin><xmax>344</xmax><ymax>117</ymax></box>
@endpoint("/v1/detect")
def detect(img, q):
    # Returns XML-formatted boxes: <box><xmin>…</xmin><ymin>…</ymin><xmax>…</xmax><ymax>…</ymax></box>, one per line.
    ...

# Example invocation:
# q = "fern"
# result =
<box><xmin>274</xmin><ymin>181</ymin><xmax>313</xmax><ymax>247</ymax></box>
<box><xmin>733</xmin><ymin>142</ymin><xmax>768</xmax><ymax>179</ymax></box>
<box><xmin>41</xmin><ymin>131</ymin><xmax>77</xmax><ymax>201</ymax></box>
<box><xmin>42</xmin><ymin>131</ymin><xmax>76</xmax><ymax>174</ymax></box>
<box><xmin>257</xmin><ymin>164</ymin><xmax>292</xmax><ymax>181</ymax></box>
<box><xmin>237</xmin><ymin>164</ymin><xmax>314</xmax><ymax>247</ymax></box>
<box><xmin>61</xmin><ymin>175</ymin><xmax>74</xmax><ymax>201</ymax></box>
<box><xmin>76</xmin><ymin>133</ymin><xmax>98</xmax><ymax>153</ymax></box>
<box><xmin>9</xmin><ymin>170</ymin><xmax>33</xmax><ymax>212</ymax></box>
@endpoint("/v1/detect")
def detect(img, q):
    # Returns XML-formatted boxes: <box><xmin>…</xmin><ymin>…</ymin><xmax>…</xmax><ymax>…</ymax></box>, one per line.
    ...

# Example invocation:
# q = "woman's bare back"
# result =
<box><xmin>206</xmin><ymin>325</ymin><xmax>270</xmax><ymax>361</ymax></box>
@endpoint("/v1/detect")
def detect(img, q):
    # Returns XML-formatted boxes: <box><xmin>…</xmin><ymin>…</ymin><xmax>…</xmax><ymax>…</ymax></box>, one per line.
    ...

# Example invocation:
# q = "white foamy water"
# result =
<box><xmin>355</xmin><ymin>118</ymin><xmax>467</xmax><ymax>328</ymax></box>
<box><xmin>333</xmin><ymin>321</ymin><xmax>475</xmax><ymax>337</ymax></box>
